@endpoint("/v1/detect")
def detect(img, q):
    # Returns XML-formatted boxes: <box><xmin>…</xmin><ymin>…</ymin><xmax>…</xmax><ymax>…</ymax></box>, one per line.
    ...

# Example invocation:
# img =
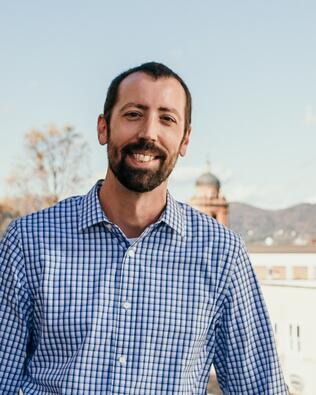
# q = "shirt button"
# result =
<box><xmin>123</xmin><ymin>301</ymin><xmax>131</xmax><ymax>310</ymax></box>
<box><xmin>105</xmin><ymin>224</ymin><xmax>112</xmax><ymax>230</ymax></box>
<box><xmin>127</xmin><ymin>249</ymin><xmax>135</xmax><ymax>258</ymax></box>
<box><xmin>119</xmin><ymin>355</ymin><xmax>126</xmax><ymax>365</ymax></box>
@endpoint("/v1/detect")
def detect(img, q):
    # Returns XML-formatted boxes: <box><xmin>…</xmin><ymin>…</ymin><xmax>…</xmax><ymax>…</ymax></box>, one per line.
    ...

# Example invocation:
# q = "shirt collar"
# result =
<box><xmin>155</xmin><ymin>191</ymin><xmax>186</xmax><ymax>237</ymax></box>
<box><xmin>79</xmin><ymin>180</ymin><xmax>186</xmax><ymax>237</ymax></box>
<box><xmin>79</xmin><ymin>180</ymin><xmax>110</xmax><ymax>230</ymax></box>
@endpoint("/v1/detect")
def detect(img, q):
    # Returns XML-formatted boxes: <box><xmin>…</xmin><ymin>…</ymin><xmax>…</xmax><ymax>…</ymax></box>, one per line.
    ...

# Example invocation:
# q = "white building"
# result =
<box><xmin>247</xmin><ymin>246</ymin><xmax>316</xmax><ymax>395</ymax></box>
<box><xmin>248</xmin><ymin>245</ymin><xmax>316</xmax><ymax>281</ymax></box>
<box><xmin>262</xmin><ymin>281</ymin><xmax>316</xmax><ymax>395</ymax></box>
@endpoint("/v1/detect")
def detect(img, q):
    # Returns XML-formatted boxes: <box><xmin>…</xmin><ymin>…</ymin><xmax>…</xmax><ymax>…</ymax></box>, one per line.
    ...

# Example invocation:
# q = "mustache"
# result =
<box><xmin>122</xmin><ymin>138</ymin><xmax>167</xmax><ymax>158</ymax></box>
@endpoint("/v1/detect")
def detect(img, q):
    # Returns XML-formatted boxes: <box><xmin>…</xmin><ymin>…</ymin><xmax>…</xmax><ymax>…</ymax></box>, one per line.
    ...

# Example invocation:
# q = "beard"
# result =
<box><xmin>107</xmin><ymin>137</ymin><xmax>179</xmax><ymax>192</ymax></box>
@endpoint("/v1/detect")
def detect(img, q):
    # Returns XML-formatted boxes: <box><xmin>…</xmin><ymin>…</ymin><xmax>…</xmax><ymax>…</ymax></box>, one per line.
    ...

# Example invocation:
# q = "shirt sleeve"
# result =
<box><xmin>213</xmin><ymin>240</ymin><xmax>288</xmax><ymax>394</ymax></box>
<box><xmin>0</xmin><ymin>221</ymin><xmax>32</xmax><ymax>394</ymax></box>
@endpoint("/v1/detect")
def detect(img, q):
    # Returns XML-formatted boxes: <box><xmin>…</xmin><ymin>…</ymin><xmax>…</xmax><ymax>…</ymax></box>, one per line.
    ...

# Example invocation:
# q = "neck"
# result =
<box><xmin>98</xmin><ymin>170</ymin><xmax>168</xmax><ymax>238</ymax></box>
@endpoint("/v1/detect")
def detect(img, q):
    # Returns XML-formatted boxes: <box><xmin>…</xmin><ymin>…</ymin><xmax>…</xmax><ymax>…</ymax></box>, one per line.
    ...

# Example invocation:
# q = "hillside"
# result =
<box><xmin>229</xmin><ymin>202</ymin><xmax>316</xmax><ymax>245</ymax></box>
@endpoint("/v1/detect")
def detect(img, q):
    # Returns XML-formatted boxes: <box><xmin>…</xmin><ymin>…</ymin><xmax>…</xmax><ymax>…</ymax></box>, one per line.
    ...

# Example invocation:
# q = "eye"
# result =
<box><xmin>124</xmin><ymin>111</ymin><xmax>142</xmax><ymax>120</ymax></box>
<box><xmin>161</xmin><ymin>115</ymin><xmax>176</xmax><ymax>124</ymax></box>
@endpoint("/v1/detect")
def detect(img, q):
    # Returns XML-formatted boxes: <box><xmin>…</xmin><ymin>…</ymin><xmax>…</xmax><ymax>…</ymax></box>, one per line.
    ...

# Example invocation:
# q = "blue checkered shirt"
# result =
<box><xmin>0</xmin><ymin>181</ymin><xmax>287</xmax><ymax>394</ymax></box>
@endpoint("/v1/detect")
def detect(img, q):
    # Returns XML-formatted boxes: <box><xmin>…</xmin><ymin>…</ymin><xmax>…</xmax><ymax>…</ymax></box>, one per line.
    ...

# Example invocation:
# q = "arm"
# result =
<box><xmin>213</xmin><ymin>240</ymin><xmax>288</xmax><ymax>394</ymax></box>
<box><xmin>0</xmin><ymin>221</ymin><xmax>32</xmax><ymax>394</ymax></box>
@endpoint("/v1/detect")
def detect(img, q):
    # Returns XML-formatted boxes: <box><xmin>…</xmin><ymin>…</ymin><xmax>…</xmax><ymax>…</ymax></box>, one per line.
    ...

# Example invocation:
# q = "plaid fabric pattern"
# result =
<box><xmin>0</xmin><ymin>181</ymin><xmax>287</xmax><ymax>394</ymax></box>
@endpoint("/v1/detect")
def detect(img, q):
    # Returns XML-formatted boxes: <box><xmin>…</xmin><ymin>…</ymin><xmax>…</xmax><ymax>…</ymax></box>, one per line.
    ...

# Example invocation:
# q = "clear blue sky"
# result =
<box><xmin>1</xmin><ymin>0</ymin><xmax>315</xmax><ymax>209</ymax></box>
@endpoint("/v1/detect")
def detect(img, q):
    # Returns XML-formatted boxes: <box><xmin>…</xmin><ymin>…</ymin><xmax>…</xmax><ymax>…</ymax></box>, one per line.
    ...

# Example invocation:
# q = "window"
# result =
<box><xmin>289</xmin><ymin>323</ymin><xmax>301</xmax><ymax>352</ymax></box>
<box><xmin>297</xmin><ymin>325</ymin><xmax>301</xmax><ymax>352</ymax></box>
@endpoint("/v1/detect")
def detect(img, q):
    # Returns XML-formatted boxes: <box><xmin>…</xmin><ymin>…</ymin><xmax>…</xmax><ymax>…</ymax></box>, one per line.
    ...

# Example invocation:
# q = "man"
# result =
<box><xmin>0</xmin><ymin>62</ymin><xmax>287</xmax><ymax>394</ymax></box>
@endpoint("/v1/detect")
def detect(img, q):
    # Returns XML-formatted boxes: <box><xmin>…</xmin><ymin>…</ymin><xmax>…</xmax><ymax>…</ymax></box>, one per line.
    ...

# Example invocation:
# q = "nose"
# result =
<box><xmin>137</xmin><ymin>114</ymin><xmax>158</xmax><ymax>141</ymax></box>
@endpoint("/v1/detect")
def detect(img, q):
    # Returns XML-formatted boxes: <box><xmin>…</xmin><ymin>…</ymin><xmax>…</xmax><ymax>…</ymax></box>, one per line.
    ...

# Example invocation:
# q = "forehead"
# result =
<box><xmin>115</xmin><ymin>72</ymin><xmax>186</xmax><ymax>114</ymax></box>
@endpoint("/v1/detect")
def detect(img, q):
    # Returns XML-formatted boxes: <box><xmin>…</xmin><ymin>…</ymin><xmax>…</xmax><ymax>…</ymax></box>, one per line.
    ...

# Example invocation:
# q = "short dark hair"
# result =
<box><xmin>103</xmin><ymin>61</ymin><xmax>192</xmax><ymax>131</ymax></box>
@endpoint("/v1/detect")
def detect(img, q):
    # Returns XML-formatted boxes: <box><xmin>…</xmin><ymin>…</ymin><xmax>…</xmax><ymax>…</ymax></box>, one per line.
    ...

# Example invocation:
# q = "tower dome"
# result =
<box><xmin>188</xmin><ymin>162</ymin><xmax>229</xmax><ymax>225</ymax></box>
<box><xmin>196</xmin><ymin>171</ymin><xmax>221</xmax><ymax>189</ymax></box>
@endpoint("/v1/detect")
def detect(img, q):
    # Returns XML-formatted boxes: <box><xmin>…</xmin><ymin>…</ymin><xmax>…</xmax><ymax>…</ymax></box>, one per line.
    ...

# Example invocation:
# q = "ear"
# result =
<box><xmin>97</xmin><ymin>114</ymin><xmax>108</xmax><ymax>145</ymax></box>
<box><xmin>179</xmin><ymin>127</ymin><xmax>191</xmax><ymax>157</ymax></box>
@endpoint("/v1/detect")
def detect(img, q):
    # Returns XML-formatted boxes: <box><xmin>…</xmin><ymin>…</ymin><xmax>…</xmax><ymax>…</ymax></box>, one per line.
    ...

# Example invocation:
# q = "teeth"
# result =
<box><xmin>133</xmin><ymin>153</ymin><xmax>155</xmax><ymax>162</ymax></box>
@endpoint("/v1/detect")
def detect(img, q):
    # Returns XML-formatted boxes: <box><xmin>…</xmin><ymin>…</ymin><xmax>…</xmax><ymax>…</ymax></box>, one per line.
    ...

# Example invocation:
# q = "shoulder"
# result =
<box><xmin>178</xmin><ymin>201</ymin><xmax>243</xmax><ymax>254</ymax></box>
<box><xmin>25</xmin><ymin>194</ymin><xmax>83</xmax><ymax>220</ymax></box>
<box><xmin>13</xmin><ymin>194</ymin><xmax>84</xmax><ymax>235</ymax></box>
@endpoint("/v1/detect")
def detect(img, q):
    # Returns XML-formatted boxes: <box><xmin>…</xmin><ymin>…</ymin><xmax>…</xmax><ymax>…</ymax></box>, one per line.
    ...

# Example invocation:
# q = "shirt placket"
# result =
<box><xmin>110</xmin><ymin>241</ymin><xmax>139</xmax><ymax>393</ymax></box>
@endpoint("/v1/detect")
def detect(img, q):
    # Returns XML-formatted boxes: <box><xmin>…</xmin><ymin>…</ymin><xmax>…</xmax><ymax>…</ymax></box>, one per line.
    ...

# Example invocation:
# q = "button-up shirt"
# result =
<box><xmin>0</xmin><ymin>181</ymin><xmax>287</xmax><ymax>394</ymax></box>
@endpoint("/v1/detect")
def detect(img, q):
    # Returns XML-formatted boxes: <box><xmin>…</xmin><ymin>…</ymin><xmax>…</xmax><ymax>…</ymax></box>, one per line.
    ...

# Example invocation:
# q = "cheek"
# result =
<box><xmin>109</xmin><ymin>124</ymin><xmax>139</xmax><ymax>147</ymax></box>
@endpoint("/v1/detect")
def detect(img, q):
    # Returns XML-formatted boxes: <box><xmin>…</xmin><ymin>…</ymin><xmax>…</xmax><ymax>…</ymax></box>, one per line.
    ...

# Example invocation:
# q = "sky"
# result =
<box><xmin>1</xmin><ymin>0</ymin><xmax>315</xmax><ymax>209</ymax></box>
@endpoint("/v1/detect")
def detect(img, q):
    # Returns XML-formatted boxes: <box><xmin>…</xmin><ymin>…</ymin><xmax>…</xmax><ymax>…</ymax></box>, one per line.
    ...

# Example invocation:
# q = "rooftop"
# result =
<box><xmin>247</xmin><ymin>244</ymin><xmax>316</xmax><ymax>253</ymax></box>
<box><xmin>262</xmin><ymin>280</ymin><xmax>316</xmax><ymax>289</ymax></box>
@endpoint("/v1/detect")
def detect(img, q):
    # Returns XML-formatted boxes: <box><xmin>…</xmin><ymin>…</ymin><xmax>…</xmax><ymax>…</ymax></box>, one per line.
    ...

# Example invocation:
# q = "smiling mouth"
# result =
<box><xmin>132</xmin><ymin>153</ymin><xmax>158</xmax><ymax>163</ymax></box>
<box><xmin>123</xmin><ymin>139</ymin><xmax>166</xmax><ymax>164</ymax></box>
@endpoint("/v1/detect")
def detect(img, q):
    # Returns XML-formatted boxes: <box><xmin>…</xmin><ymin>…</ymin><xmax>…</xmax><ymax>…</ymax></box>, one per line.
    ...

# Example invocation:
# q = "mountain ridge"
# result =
<box><xmin>228</xmin><ymin>202</ymin><xmax>316</xmax><ymax>245</ymax></box>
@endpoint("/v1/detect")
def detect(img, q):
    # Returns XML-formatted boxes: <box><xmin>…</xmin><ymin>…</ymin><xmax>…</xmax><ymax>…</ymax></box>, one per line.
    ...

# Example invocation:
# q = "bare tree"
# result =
<box><xmin>6</xmin><ymin>124</ymin><xmax>89</xmax><ymax>215</ymax></box>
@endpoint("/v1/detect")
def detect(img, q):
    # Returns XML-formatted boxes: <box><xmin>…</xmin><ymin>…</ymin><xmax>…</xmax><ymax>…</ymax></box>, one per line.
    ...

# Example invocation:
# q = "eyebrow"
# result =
<box><xmin>119</xmin><ymin>102</ymin><xmax>181</xmax><ymax>119</ymax></box>
<box><xmin>119</xmin><ymin>103</ymin><xmax>148</xmax><ymax>112</ymax></box>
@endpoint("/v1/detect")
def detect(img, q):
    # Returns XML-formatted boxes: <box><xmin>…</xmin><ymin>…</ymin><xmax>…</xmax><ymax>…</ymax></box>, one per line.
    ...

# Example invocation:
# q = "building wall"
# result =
<box><xmin>250</xmin><ymin>252</ymin><xmax>316</xmax><ymax>281</ymax></box>
<box><xmin>262</xmin><ymin>282</ymin><xmax>316</xmax><ymax>395</ymax></box>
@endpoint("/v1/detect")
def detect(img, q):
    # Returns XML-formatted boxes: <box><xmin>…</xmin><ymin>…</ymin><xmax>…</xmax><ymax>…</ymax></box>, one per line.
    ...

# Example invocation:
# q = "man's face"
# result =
<box><xmin>98</xmin><ymin>72</ymin><xmax>190</xmax><ymax>192</ymax></box>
